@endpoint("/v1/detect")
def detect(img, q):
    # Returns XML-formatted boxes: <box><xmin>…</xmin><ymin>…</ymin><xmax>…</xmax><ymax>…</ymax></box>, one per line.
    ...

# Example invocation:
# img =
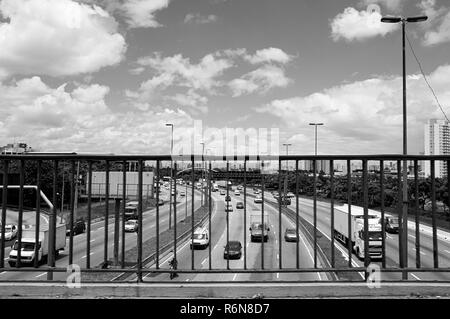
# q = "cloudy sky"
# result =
<box><xmin>0</xmin><ymin>0</ymin><xmax>450</xmax><ymax>155</ymax></box>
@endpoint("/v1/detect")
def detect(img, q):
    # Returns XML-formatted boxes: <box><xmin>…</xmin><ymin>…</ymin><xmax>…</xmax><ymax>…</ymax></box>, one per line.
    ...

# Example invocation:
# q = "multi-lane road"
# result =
<box><xmin>144</xmin><ymin>189</ymin><xmax>323</xmax><ymax>282</ymax></box>
<box><xmin>0</xmin><ymin>187</ymin><xmax>202</xmax><ymax>281</ymax></box>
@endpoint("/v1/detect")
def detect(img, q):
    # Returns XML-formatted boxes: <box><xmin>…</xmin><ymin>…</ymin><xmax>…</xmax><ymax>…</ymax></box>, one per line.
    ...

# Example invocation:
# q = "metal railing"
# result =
<box><xmin>0</xmin><ymin>154</ymin><xmax>449</xmax><ymax>283</ymax></box>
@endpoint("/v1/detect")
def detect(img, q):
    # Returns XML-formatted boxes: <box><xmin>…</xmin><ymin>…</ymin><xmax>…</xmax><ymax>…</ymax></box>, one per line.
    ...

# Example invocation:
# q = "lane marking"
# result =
<box><xmin>232</xmin><ymin>274</ymin><xmax>237</xmax><ymax>281</ymax></box>
<box><xmin>408</xmin><ymin>234</ymin><xmax>415</xmax><ymax>239</ymax></box>
<box><xmin>444</xmin><ymin>250</ymin><xmax>450</xmax><ymax>254</ymax></box>
<box><xmin>386</xmin><ymin>234</ymin><xmax>393</xmax><ymax>240</ymax></box>
<box><xmin>276</xmin><ymin>273</ymin><xmax>279</xmax><ymax>279</ymax></box>
<box><xmin>81</xmin><ymin>252</ymin><xmax>94</xmax><ymax>259</ymax></box>
<box><xmin>201</xmin><ymin>259</ymin><xmax>207</xmax><ymax>265</ymax></box>
<box><xmin>412</xmin><ymin>248</ymin><xmax>426</xmax><ymax>256</ymax></box>
<box><xmin>276</xmin><ymin>253</ymin><xmax>279</xmax><ymax>260</ymax></box>
<box><xmin>411</xmin><ymin>273</ymin><xmax>422</xmax><ymax>281</ymax></box>
<box><xmin>90</xmin><ymin>239</ymin><xmax>96</xmax><ymax>243</ymax></box>
<box><xmin>35</xmin><ymin>272</ymin><xmax>47</xmax><ymax>278</ymax></box>
<box><xmin>0</xmin><ymin>271</ymin><xmax>6</xmax><ymax>275</ymax></box>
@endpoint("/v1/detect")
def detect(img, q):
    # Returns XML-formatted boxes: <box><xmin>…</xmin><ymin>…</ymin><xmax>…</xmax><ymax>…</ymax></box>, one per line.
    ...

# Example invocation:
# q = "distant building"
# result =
<box><xmin>424</xmin><ymin>119</ymin><xmax>450</xmax><ymax>178</ymax></box>
<box><xmin>0</xmin><ymin>142</ymin><xmax>33</xmax><ymax>154</ymax></box>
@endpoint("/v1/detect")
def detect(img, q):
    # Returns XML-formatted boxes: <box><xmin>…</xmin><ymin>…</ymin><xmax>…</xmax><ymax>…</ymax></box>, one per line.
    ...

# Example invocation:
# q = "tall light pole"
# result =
<box><xmin>309</xmin><ymin>123</ymin><xmax>324</xmax><ymax>173</ymax></box>
<box><xmin>166</xmin><ymin>123</ymin><xmax>174</xmax><ymax>229</ymax></box>
<box><xmin>381</xmin><ymin>14</ymin><xmax>428</xmax><ymax>278</ymax></box>
<box><xmin>200</xmin><ymin>142</ymin><xmax>205</xmax><ymax>206</ymax></box>
<box><xmin>282</xmin><ymin>143</ymin><xmax>291</xmax><ymax>202</ymax></box>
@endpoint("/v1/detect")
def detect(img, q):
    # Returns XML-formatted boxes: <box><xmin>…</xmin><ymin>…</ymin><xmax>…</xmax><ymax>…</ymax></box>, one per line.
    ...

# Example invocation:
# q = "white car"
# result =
<box><xmin>190</xmin><ymin>227</ymin><xmax>209</xmax><ymax>249</ymax></box>
<box><xmin>234</xmin><ymin>190</ymin><xmax>240</xmax><ymax>196</ymax></box>
<box><xmin>254</xmin><ymin>196</ymin><xmax>263</xmax><ymax>204</ymax></box>
<box><xmin>225</xmin><ymin>204</ymin><xmax>233</xmax><ymax>212</ymax></box>
<box><xmin>0</xmin><ymin>224</ymin><xmax>18</xmax><ymax>241</ymax></box>
<box><xmin>124</xmin><ymin>220</ymin><xmax>139</xmax><ymax>232</ymax></box>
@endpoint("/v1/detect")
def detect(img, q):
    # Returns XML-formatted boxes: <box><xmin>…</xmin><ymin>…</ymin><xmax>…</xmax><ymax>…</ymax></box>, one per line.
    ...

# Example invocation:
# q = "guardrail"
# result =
<box><xmin>1</xmin><ymin>154</ymin><xmax>450</xmax><ymax>283</ymax></box>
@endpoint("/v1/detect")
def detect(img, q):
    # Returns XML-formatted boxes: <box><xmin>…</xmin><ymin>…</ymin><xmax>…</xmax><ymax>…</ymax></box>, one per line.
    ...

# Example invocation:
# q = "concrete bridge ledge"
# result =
<box><xmin>0</xmin><ymin>282</ymin><xmax>449</xmax><ymax>299</ymax></box>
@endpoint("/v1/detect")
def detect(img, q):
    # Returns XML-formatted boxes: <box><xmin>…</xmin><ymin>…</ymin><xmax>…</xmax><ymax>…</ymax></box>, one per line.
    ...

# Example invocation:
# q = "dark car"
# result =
<box><xmin>384</xmin><ymin>216</ymin><xmax>399</xmax><ymax>234</ymax></box>
<box><xmin>236</xmin><ymin>202</ymin><xmax>244</xmax><ymax>209</ymax></box>
<box><xmin>66</xmin><ymin>220</ymin><xmax>86</xmax><ymax>236</ymax></box>
<box><xmin>284</xmin><ymin>228</ymin><xmax>299</xmax><ymax>242</ymax></box>
<box><xmin>225</xmin><ymin>195</ymin><xmax>231</xmax><ymax>202</ymax></box>
<box><xmin>223</xmin><ymin>241</ymin><xmax>242</xmax><ymax>259</ymax></box>
<box><xmin>278</xmin><ymin>197</ymin><xmax>291</xmax><ymax>205</ymax></box>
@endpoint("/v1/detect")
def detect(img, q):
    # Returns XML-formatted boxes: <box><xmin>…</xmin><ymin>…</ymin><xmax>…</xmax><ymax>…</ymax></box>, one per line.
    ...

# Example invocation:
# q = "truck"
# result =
<box><xmin>334</xmin><ymin>204</ymin><xmax>383</xmax><ymax>260</ymax></box>
<box><xmin>249</xmin><ymin>211</ymin><xmax>270</xmax><ymax>242</ymax></box>
<box><xmin>212</xmin><ymin>183</ymin><xmax>219</xmax><ymax>192</ymax></box>
<box><xmin>8</xmin><ymin>224</ymin><xmax>66</xmax><ymax>267</ymax></box>
<box><xmin>124</xmin><ymin>205</ymin><xmax>138</xmax><ymax>220</ymax></box>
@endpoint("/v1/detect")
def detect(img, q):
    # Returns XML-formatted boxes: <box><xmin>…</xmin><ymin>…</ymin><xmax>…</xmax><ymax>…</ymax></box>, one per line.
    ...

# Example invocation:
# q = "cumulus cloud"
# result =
<box><xmin>119</xmin><ymin>0</ymin><xmax>170</xmax><ymax>28</ymax></box>
<box><xmin>229</xmin><ymin>65</ymin><xmax>292</xmax><ymax>97</ymax></box>
<box><xmin>419</xmin><ymin>0</ymin><xmax>450</xmax><ymax>46</ymax></box>
<box><xmin>184</xmin><ymin>13</ymin><xmax>218</xmax><ymax>24</ymax></box>
<box><xmin>244</xmin><ymin>47</ymin><xmax>293</xmax><ymax>65</ymax></box>
<box><xmin>0</xmin><ymin>77</ymin><xmax>194</xmax><ymax>154</ymax></box>
<box><xmin>330</xmin><ymin>7</ymin><xmax>398</xmax><ymax>42</ymax></box>
<box><xmin>0</xmin><ymin>0</ymin><xmax>126</xmax><ymax>78</ymax></box>
<box><xmin>360</xmin><ymin>0</ymin><xmax>405</xmax><ymax>12</ymax></box>
<box><xmin>255</xmin><ymin>65</ymin><xmax>450</xmax><ymax>154</ymax></box>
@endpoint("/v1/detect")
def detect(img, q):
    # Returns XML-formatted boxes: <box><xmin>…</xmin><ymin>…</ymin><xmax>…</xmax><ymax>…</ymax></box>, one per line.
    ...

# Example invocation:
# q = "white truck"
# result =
<box><xmin>249</xmin><ymin>211</ymin><xmax>270</xmax><ymax>242</ymax></box>
<box><xmin>8</xmin><ymin>225</ymin><xmax>66</xmax><ymax>267</ymax></box>
<box><xmin>334</xmin><ymin>204</ymin><xmax>383</xmax><ymax>260</ymax></box>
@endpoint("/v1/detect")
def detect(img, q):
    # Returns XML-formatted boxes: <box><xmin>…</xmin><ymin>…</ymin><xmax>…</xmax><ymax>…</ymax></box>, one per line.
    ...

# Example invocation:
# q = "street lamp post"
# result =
<box><xmin>166</xmin><ymin>123</ymin><xmax>174</xmax><ymax>229</ymax></box>
<box><xmin>381</xmin><ymin>14</ymin><xmax>427</xmax><ymax>278</ymax></box>
<box><xmin>200</xmin><ymin>142</ymin><xmax>205</xmax><ymax>206</ymax></box>
<box><xmin>309</xmin><ymin>123</ymin><xmax>324</xmax><ymax>174</ymax></box>
<box><xmin>282</xmin><ymin>143</ymin><xmax>291</xmax><ymax>205</ymax></box>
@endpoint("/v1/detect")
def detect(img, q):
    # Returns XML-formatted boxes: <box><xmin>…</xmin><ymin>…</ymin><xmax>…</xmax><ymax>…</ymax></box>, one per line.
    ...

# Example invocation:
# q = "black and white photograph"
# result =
<box><xmin>0</xmin><ymin>0</ymin><xmax>450</xmax><ymax>307</ymax></box>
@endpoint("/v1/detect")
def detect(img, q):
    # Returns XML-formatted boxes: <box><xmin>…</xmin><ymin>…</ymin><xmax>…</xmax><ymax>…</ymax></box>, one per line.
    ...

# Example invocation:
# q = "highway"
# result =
<box><xmin>0</xmin><ymin>186</ymin><xmax>202</xmax><ymax>281</ymax></box>
<box><xmin>144</xmin><ymin>189</ymin><xmax>323</xmax><ymax>282</ymax></box>
<box><xmin>259</xmin><ymin>189</ymin><xmax>450</xmax><ymax>281</ymax></box>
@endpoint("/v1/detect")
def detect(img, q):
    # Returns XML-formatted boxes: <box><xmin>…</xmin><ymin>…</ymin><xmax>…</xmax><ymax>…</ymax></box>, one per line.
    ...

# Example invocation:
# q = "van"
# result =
<box><xmin>190</xmin><ymin>227</ymin><xmax>209</xmax><ymax>249</ymax></box>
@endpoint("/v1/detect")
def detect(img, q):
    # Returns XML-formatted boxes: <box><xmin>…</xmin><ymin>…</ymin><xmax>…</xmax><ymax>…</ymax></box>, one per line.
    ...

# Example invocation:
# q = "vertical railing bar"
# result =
<box><xmin>313</xmin><ymin>159</ymin><xmax>317</xmax><ymax>268</ymax></box>
<box><xmin>397</xmin><ymin>160</ymin><xmax>403</xmax><ymax>268</ymax></box>
<box><xmin>261</xmin><ymin>164</ymin><xmax>265</xmax><ymax>270</ymax></box>
<box><xmin>155</xmin><ymin>160</ymin><xmax>159</xmax><ymax>269</ymax></box>
<box><xmin>0</xmin><ymin>160</ymin><xmax>8</xmax><ymax>268</ymax></box>
<box><xmin>347</xmin><ymin>160</ymin><xmax>352</xmax><ymax>268</ymax></box>
<box><xmin>47</xmin><ymin>159</ymin><xmax>58</xmax><ymax>280</ymax></box>
<box><xmin>69</xmin><ymin>160</ymin><xmax>75</xmax><ymax>266</ymax></box>
<box><xmin>191</xmin><ymin>158</ymin><xmax>195</xmax><ymax>270</ymax></box>
<box><xmin>137</xmin><ymin>159</ymin><xmax>143</xmax><ymax>282</ymax></box>
<box><xmin>104</xmin><ymin>161</ymin><xmax>109</xmax><ymax>264</ymax></box>
<box><xmin>414</xmin><ymin>160</ymin><xmax>420</xmax><ymax>269</ymax></box>
<box><xmin>208</xmin><ymin>161</ymin><xmax>212</xmax><ymax>271</ymax></box>
<box><xmin>86</xmin><ymin>161</ymin><xmax>92</xmax><ymax>269</ymax></box>
<box><xmin>380</xmin><ymin>160</ymin><xmax>386</xmax><ymax>269</ymax></box>
<box><xmin>295</xmin><ymin>160</ymin><xmax>299</xmax><ymax>269</ymax></box>
<box><xmin>226</xmin><ymin>161</ymin><xmax>230</xmax><ymax>270</ymax></box>
<box><xmin>16</xmin><ymin>160</ymin><xmax>24</xmax><ymax>268</ymax></box>
<box><xmin>121</xmin><ymin>160</ymin><xmax>126</xmax><ymax>268</ymax></box>
<box><xmin>431</xmin><ymin>160</ymin><xmax>438</xmax><ymax>268</ymax></box>
<box><xmin>278</xmin><ymin>159</ymin><xmax>282</xmax><ymax>270</ymax></box>
<box><xmin>330</xmin><ymin>160</ymin><xmax>335</xmax><ymax>268</ymax></box>
<box><xmin>363</xmin><ymin>160</ymin><xmax>370</xmax><ymax>273</ymax></box>
<box><xmin>243</xmin><ymin>160</ymin><xmax>247</xmax><ymax>270</ymax></box>
<box><xmin>173</xmin><ymin>162</ymin><xmax>177</xmax><ymax>272</ymax></box>
<box><xmin>34</xmin><ymin>160</ymin><xmax>41</xmax><ymax>268</ymax></box>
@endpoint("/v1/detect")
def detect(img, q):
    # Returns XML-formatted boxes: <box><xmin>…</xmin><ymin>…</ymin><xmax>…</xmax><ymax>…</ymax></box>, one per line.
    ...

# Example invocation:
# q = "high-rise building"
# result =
<box><xmin>424</xmin><ymin>119</ymin><xmax>450</xmax><ymax>178</ymax></box>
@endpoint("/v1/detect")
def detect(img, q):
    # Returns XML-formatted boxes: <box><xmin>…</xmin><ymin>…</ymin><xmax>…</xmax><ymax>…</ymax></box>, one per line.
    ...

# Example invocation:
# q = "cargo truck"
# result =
<box><xmin>8</xmin><ymin>224</ymin><xmax>66</xmax><ymax>267</ymax></box>
<box><xmin>334</xmin><ymin>204</ymin><xmax>383</xmax><ymax>260</ymax></box>
<box><xmin>249</xmin><ymin>211</ymin><xmax>270</xmax><ymax>242</ymax></box>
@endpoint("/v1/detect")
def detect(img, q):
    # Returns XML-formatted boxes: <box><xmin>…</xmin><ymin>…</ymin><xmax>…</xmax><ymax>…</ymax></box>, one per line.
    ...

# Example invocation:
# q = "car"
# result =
<box><xmin>384</xmin><ymin>216</ymin><xmax>399</xmax><ymax>234</ymax></box>
<box><xmin>158</xmin><ymin>199</ymin><xmax>164</xmax><ymax>206</ymax></box>
<box><xmin>236</xmin><ymin>202</ymin><xmax>244</xmax><ymax>209</ymax></box>
<box><xmin>190</xmin><ymin>227</ymin><xmax>209</xmax><ymax>249</ymax></box>
<box><xmin>284</xmin><ymin>228</ymin><xmax>299</xmax><ymax>242</ymax></box>
<box><xmin>234</xmin><ymin>190</ymin><xmax>240</xmax><ymax>196</ymax></box>
<box><xmin>223</xmin><ymin>241</ymin><xmax>242</xmax><ymax>259</ymax></box>
<box><xmin>254</xmin><ymin>195</ymin><xmax>263</xmax><ymax>203</ymax></box>
<box><xmin>286</xmin><ymin>192</ymin><xmax>295</xmax><ymax>198</ymax></box>
<box><xmin>225</xmin><ymin>195</ymin><xmax>231</xmax><ymax>202</ymax></box>
<box><xmin>65</xmin><ymin>220</ymin><xmax>86</xmax><ymax>236</ymax></box>
<box><xmin>124</xmin><ymin>219</ymin><xmax>139</xmax><ymax>232</ymax></box>
<box><xmin>180</xmin><ymin>191</ymin><xmax>186</xmax><ymax>197</ymax></box>
<box><xmin>0</xmin><ymin>224</ymin><xmax>17</xmax><ymax>241</ymax></box>
<box><xmin>225</xmin><ymin>204</ymin><xmax>233</xmax><ymax>212</ymax></box>
<box><xmin>220</xmin><ymin>190</ymin><xmax>226</xmax><ymax>195</ymax></box>
<box><xmin>126</xmin><ymin>201</ymin><xmax>139</xmax><ymax>207</ymax></box>
<box><xmin>253</xmin><ymin>189</ymin><xmax>260</xmax><ymax>194</ymax></box>
<box><xmin>278</xmin><ymin>197</ymin><xmax>291</xmax><ymax>205</ymax></box>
